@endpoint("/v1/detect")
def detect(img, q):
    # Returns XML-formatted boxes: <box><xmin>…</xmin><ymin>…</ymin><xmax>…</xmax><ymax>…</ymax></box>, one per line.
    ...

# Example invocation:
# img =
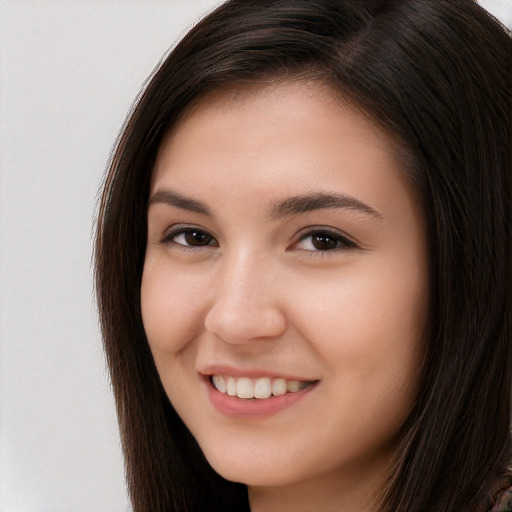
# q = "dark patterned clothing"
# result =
<box><xmin>491</xmin><ymin>485</ymin><xmax>512</xmax><ymax>512</ymax></box>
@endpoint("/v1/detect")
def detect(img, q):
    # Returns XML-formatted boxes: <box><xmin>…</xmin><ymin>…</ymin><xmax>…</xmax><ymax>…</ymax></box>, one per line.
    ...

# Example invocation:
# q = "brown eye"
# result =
<box><xmin>310</xmin><ymin>234</ymin><xmax>339</xmax><ymax>251</ymax></box>
<box><xmin>164</xmin><ymin>228</ymin><xmax>217</xmax><ymax>248</ymax></box>
<box><xmin>295</xmin><ymin>229</ymin><xmax>356</xmax><ymax>252</ymax></box>
<box><xmin>182</xmin><ymin>230</ymin><xmax>214</xmax><ymax>246</ymax></box>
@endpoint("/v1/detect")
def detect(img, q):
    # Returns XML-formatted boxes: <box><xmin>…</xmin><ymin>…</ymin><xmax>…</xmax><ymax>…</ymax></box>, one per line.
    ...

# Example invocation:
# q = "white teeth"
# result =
<box><xmin>226</xmin><ymin>376</ymin><xmax>237</xmax><ymax>396</ymax></box>
<box><xmin>211</xmin><ymin>375</ymin><xmax>311</xmax><ymax>399</ymax></box>
<box><xmin>212</xmin><ymin>375</ymin><xmax>226</xmax><ymax>393</ymax></box>
<box><xmin>236</xmin><ymin>377</ymin><xmax>254</xmax><ymax>399</ymax></box>
<box><xmin>287</xmin><ymin>380</ymin><xmax>301</xmax><ymax>392</ymax></box>
<box><xmin>254</xmin><ymin>377</ymin><xmax>272</xmax><ymax>399</ymax></box>
<box><xmin>271</xmin><ymin>378</ymin><xmax>287</xmax><ymax>396</ymax></box>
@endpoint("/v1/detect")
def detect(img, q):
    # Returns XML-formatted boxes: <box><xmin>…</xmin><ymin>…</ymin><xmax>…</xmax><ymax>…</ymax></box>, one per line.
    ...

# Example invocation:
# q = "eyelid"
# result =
<box><xmin>292</xmin><ymin>226</ymin><xmax>359</xmax><ymax>251</ymax></box>
<box><xmin>160</xmin><ymin>224</ymin><xmax>218</xmax><ymax>247</ymax></box>
<box><xmin>157</xmin><ymin>223</ymin><xmax>358</xmax><ymax>253</ymax></box>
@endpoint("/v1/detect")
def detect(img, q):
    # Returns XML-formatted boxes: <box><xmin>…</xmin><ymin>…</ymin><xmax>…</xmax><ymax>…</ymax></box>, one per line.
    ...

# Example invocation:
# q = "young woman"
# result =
<box><xmin>95</xmin><ymin>1</ymin><xmax>512</xmax><ymax>511</ymax></box>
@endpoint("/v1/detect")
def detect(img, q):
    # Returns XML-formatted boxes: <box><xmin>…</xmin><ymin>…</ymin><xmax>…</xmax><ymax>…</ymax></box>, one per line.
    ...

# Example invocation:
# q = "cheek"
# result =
<box><xmin>140</xmin><ymin>262</ymin><xmax>207</xmax><ymax>411</ymax></box>
<box><xmin>288</xmin><ymin>266</ymin><xmax>425</xmax><ymax>458</ymax></box>
<box><xmin>140</xmin><ymin>260</ymin><xmax>206</xmax><ymax>355</ymax></box>
<box><xmin>289</xmin><ymin>255</ymin><xmax>427</xmax><ymax>386</ymax></box>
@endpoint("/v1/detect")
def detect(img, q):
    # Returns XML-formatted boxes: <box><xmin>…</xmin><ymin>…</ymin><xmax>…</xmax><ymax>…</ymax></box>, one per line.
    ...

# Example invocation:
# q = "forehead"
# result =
<box><xmin>155</xmin><ymin>80</ymin><xmax>400</xmax><ymax>166</ymax></box>
<box><xmin>151</xmin><ymin>80</ymin><xmax>416</xmax><ymax>211</ymax></box>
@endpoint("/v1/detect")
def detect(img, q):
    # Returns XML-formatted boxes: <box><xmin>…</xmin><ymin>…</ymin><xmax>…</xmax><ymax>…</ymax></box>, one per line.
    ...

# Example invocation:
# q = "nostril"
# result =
<box><xmin>204</xmin><ymin>300</ymin><xmax>287</xmax><ymax>344</ymax></box>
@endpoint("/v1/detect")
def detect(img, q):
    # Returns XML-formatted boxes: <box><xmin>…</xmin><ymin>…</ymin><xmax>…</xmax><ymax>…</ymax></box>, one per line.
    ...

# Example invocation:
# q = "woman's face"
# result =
<box><xmin>141</xmin><ymin>82</ymin><xmax>428</xmax><ymax>500</ymax></box>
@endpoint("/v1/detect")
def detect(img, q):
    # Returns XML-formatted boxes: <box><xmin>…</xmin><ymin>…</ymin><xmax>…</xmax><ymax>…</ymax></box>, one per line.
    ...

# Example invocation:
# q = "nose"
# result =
<box><xmin>204</xmin><ymin>252</ymin><xmax>288</xmax><ymax>345</ymax></box>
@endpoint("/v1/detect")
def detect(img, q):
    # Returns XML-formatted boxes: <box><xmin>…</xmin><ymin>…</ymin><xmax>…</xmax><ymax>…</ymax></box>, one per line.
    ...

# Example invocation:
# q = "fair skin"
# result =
<box><xmin>141</xmin><ymin>81</ymin><xmax>429</xmax><ymax>512</ymax></box>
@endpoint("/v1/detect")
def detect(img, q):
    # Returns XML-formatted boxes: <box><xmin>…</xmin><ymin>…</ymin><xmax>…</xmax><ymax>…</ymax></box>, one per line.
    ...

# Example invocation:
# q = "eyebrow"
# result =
<box><xmin>148</xmin><ymin>189</ymin><xmax>212</xmax><ymax>215</ymax></box>
<box><xmin>148</xmin><ymin>188</ymin><xmax>383</xmax><ymax>220</ymax></box>
<box><xmin>271</xmin><ymin>192</ymin><xmax>384</xmax><ymax>220</ymax></box>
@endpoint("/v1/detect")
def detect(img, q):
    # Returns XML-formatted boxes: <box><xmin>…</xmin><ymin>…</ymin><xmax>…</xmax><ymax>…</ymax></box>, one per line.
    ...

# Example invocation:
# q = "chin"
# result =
<box><xmin>201</xmin><ymin>447</ymin><xmax>301</xmax><ymax>487</ymax></box>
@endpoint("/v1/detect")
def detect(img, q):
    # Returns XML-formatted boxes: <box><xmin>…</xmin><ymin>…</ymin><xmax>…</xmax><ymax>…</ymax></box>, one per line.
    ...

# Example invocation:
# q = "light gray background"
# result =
<box><xmin>1</xmin><ymin>1</ymin><xmax>510</xmax><ymax>511</ymax></box>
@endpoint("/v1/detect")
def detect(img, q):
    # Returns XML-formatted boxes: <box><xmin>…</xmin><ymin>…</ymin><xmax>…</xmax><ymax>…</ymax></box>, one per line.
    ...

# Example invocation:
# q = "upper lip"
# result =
<box><xmin>198</xmin><ymin>364</ymin><xmax>318</xmax><ymax>382</ymax></box>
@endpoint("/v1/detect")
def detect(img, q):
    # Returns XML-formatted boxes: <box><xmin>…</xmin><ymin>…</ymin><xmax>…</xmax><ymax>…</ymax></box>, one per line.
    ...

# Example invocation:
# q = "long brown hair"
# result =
<box><xmin>95</xmin><ymin>1</ymin><xmax>512</xmax><ymax>510</ymax></box>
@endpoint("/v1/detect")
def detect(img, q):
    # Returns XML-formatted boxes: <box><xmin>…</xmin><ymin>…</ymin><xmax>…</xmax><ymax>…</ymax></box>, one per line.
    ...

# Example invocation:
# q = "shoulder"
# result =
<box><xmin>476</xmin><ymin>468</ymin><xmax>512</xmax><ymax>512</ymax></box>
<box><xmin>488</xmin><ymin>467</ymin><xmax>512</xmax><ymax>512</ymax></box>
<box><xmin>490</xmin><ymin>485</ymin><xmax>512</xmax><ymax>512</ymax></box>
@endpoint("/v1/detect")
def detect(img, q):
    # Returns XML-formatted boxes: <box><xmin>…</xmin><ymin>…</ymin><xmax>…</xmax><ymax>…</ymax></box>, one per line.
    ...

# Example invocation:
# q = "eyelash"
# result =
<box><xmin>294</xmin><ymin>228</ymin><xmax>357</xmax><ymax>253</ymax></box>
<box><xmin>160</xmin><ymin>225</ymin><xmax>358</xmax><ymax>253</ymax></box>
<box><xmin>160</xmin><ymin>226</ymin><xmax>218</xmax><ymax>249</ymax></box>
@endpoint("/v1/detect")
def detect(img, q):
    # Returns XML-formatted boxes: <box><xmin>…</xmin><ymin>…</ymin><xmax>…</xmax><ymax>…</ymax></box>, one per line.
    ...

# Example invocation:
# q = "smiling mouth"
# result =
<box><xmin>209</xmin><ymin>375</ymin><xmax>316</xmax><ymax>400</ymax></box>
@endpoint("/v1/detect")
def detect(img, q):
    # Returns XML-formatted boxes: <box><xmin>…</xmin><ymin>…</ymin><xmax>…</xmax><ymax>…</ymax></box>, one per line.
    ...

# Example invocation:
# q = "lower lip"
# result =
<box><xmin>205</xmin><ymin>377</ymin><xmax>317</xmax><ymax>419</ymax></box>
